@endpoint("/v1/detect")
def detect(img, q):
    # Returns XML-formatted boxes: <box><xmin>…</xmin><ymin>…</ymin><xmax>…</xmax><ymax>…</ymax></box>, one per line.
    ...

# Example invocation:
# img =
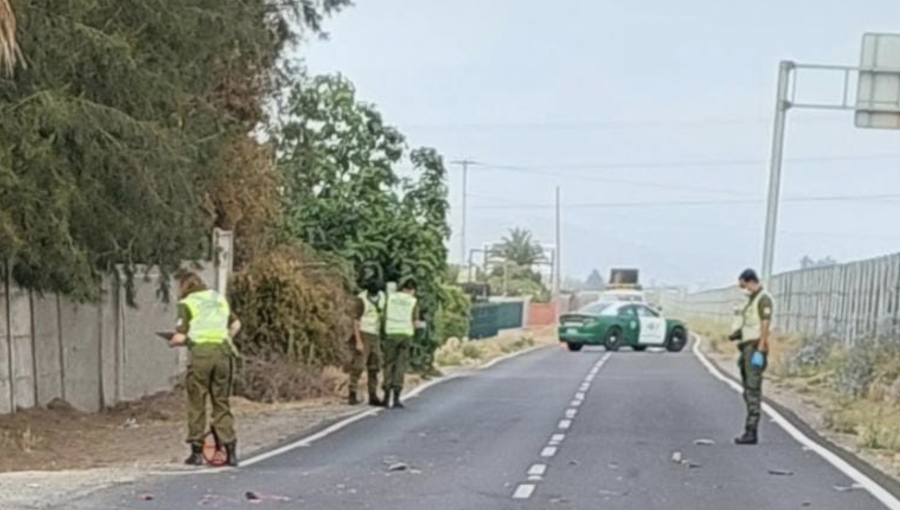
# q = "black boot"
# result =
<box><xmin>391</xmin><ymin>389</ymin><xmax>405</xmax><ymax>409</ymax></box>
<box><xmin>348</xmin><ymin>390</ymin><xmax>360</xmax><ymax>406</ymax></box>
<box><xmin>184</xmin><ymin>444</ymin><xmax>204</xmax><ymax>466</ymax></box>
<box><xmin>734</xmin><ymin>429</ymin><xmax>758</xmax><ymax>445</ymax></box>
<box><xmin>225</xmin><ymin>441</ymin><xmax>239</xmax><ymax>467</ymax></box>
<box><xmin>368</xmin><ymin>391</ymin><xmax>384</xmax><ymax>407</ymax></box>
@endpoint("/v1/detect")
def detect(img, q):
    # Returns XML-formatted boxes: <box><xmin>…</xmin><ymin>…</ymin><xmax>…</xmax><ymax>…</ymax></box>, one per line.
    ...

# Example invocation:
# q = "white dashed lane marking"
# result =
<box><xmin>510</xmin><ymin>352</ymin><xmax>613</xmax><ymax>500</ymax></box>
<box><xmin>513</xmin><ymin>484</ymin><xmax>536</xmax><ymax>499</ymax></box>
<box><xmin>528</xmin><ymin>464</ymin><xmax>547</xmax><ymax>476</ymax></box>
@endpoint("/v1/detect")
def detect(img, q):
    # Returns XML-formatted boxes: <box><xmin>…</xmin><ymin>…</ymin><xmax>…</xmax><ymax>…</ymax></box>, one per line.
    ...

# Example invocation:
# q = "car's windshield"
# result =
<box><xmin>579</xmin><ymin>303</ymin><xmax>614</xmax><ymax>315</ymax></box>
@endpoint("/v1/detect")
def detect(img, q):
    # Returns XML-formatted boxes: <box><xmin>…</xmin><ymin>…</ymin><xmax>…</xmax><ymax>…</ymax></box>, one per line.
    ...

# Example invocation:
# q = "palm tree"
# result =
<box><xmin>496</xmin><ymin>227</ymin><xmax>545</xmax><ymax>267</ymax></box>
<box><xmin>0</xmin><ymin>0</ymin><xmax>22</xmax><ymax>77</ymax></box>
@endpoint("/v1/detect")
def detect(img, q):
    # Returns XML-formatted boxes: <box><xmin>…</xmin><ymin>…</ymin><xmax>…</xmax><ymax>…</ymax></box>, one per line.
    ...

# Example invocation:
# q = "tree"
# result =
<box><xmin>274</xmin><ymin>74</ymin><xmax>451</xmax><ymax>369</ymax></box>
<box><xmin>496</xmin><ymin>227</ymin><xmax>545</xmax><ymax>267</ymax></box>
<box><xmin>584</xmin><ymin>269</ymin><xmax>606</xmax><ymax>290</ymax></box>
<box><xmin>0</xmin><ymin>0</ymin><xmax>350</xmax><ymax>300</ymax></box>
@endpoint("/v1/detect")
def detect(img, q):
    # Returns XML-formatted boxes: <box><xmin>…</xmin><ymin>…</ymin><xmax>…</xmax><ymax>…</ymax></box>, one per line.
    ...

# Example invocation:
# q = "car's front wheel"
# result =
<box><xmin>666</xmin><ymin>327</ymin><xmax>688</xmax><ymax>352</ymax></box>
<box><xmin>604</xmin><ymin>327</ymin><xmax>623</xmax><ymax>352</ymax></box>
<box><xmin>566</xmin><ymin>342</ymin><xmax>584</xmax><ymax>352</ymax></box>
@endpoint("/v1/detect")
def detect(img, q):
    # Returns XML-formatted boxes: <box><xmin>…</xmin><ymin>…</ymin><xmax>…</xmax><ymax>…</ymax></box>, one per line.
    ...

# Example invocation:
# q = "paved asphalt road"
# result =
<box><xmin>59</xmin><ymin>345</ymin><xmax>894</xmax><ymax>510</ymax></box>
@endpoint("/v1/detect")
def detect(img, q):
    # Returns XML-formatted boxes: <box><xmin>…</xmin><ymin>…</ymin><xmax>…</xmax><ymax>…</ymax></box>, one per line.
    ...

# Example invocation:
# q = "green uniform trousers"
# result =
<box><xmin>186</xmin><ymin>344</ymin><xmax>235</xmax><ymax>446</ymax></box>
<box><xmin>348</xmin><ymin>332</ymin><xmax>382</xmax><ymax>397</ymax></box>
<box><xmin>738</xmin><ymin>341</ymin><xmax>766</xmax><ymax>432</ymax></box>
<box><xmin>383</xmin><ymin>334</ymin><xmax>412</xmax><ymax>394</ymax></box>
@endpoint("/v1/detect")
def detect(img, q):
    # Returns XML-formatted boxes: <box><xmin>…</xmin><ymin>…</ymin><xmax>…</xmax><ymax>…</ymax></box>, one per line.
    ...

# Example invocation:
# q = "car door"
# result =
<box><xmin>617</xmin><ymin>305</ymin><xmax>640</xmax><ymax>345</ymax></box>
<box><xmin>635</xmin><ymin>305</ymin><xmax>667</xmax><ymax>346</ymax></box>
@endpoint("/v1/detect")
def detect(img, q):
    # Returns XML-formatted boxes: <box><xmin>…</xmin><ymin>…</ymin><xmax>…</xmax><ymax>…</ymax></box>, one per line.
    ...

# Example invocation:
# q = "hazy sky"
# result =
<box><xmin>304</xmin><ymin>0</ymin><xmax>900</xmax><ymax>288</ymax></box>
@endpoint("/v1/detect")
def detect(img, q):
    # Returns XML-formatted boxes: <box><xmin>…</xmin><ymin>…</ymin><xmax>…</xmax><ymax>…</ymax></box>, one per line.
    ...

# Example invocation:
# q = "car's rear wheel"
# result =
<box><xmin>632</xmin><ymin>345</ymin><xmax>648</xmax><ymax>352</ymax></box>
<box><xmin>604</xmin><ymin>327</ymin><xmax>623</xmax><ymax>352</ymax></box>
<box><xmin>566</xmin><ymin>342</ymin><xmax>584</xmax><ymax>352</ymax></box>
<box><xmin>666</xmin><ymin>327</ymin><xmax>688</xmax><ymax>352</ymax></box>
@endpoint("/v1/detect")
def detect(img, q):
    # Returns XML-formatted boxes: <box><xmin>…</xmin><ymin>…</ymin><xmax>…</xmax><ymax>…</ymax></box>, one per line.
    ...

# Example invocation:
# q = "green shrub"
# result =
<box><xmin>434</xmin><ymin>284</ymin><xmax>471</xmax><ymax>343</ymax></box>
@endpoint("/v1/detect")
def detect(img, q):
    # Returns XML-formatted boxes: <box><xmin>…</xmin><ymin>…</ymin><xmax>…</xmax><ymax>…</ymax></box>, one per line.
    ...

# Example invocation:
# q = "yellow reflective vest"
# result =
<box><xmin>359</xmin><ymin>291</ymin><xmax>386</xmax><ymax>335</ymax></box>
<box><xmin>385</xmin><ymin>292</ymin><xmax>416</xmax><ymax>337</ymax></box>
<box><xmin>180</xmin><ymin>290</ymin><xmax>230</xmax><ymax>345</ymax></box>
<box><xmin>741</xmin><ymin>291</ymin><xmax>773</xmax><ymax>341</ymax></box>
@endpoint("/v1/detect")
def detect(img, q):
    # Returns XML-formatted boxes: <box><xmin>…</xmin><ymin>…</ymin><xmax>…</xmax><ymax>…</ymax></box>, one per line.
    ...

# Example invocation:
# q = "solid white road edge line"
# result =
<box><xmin>692</xmin><ymin>337</ymin><xmax>900</xmax><ymax>510</ymax></box>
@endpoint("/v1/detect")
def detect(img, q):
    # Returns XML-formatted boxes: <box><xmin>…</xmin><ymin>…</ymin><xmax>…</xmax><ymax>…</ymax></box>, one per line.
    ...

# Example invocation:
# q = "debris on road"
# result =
<box><xmin>607</xmin><ymin>463</ymin><xmax>619</xmax><ymax>470</ymax></box>
<box><xmin>693</xmin><ymin>438</ymin><xmax>716</xmax><ymax>446</ymax></box>
<box><xmin>833</xmin><ymin>483</ymin><xmax>864</xmax><ymax>493</ymax></box>
<box><xmin>138</xmin><ymin>493</ymin><xmax>154</xmax><ymax>501</ymax></box>
<box><xmin>671</xmin><ymin>451</ymin><xmax>683</xmax><ymax>464</ymax></box>
<box><xmin>598</xmin><ymin>489</ymin><xmax>626</xmax><ymax>497</ymax></box>
<box><xmin>245</xmin><ymin>492</ymin><xmax>291</xmax><ymax>503</ymax></box>
<box><xmin>767</xmin><ymin>469</ymin><xmax>795</xmax><ymax>477</ymax></box>
<box><xmin>569</xmin><ymin>459</ymin><xmax>581</xmax><ymax>466</ymax></box>
<box><xmin>387</xmin><ymin>462</ymin><xmax>409</xmax><ymax>472</ymax></box>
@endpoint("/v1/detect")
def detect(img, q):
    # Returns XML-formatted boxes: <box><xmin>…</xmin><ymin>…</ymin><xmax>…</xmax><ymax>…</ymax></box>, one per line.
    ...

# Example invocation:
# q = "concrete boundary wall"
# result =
<box><xmin>0</xmin><ymin>229</ymin><xmax>232</xmax><ymax>414</ymax></box>
<box><xmin>663</xmin><ymin>252</ymin><xmax>900</xmax><ymax>344</ymax></box>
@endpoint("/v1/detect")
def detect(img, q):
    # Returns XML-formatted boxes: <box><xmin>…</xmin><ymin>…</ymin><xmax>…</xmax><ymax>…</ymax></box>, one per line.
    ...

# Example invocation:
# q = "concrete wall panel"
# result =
<box><xmin>32</xmin><ymin>294</ymin><xmax>63</xmax><ymax>406</ymax></box>
<box><xmin>59</xmin><ymin>299</ymin><xmax>102</xmax><ymax>413</ymax></box>
<box><xmin>9</xmin><ymin>285</ymin><xmax>35</xmax><ymax>409</ymax></box>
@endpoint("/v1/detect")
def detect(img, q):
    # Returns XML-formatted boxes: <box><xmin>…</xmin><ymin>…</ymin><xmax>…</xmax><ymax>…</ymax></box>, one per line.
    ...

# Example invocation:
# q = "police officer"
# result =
<box><xmin>730</xmin><ymin>268</ymin><xmax>774</xmax><ymax>446</ymax></box>
<box><xmin>169</xmin><ymin>272</ymin><xmax>242</xmax><ymax>466</ymax></box>
<box><xmin>382</xmin><ymin>279</ymin><xmax>420</xmax><ymax>409</ymax></box>
<box><xmin>358</xmin><ymin>280</ymin><xmax>386</xmax><ymax>406</ymax></box>
<box><xmin>346</xmin><ymin>295</ymin><xmax>366</xmax><ymax>405</ymax></box>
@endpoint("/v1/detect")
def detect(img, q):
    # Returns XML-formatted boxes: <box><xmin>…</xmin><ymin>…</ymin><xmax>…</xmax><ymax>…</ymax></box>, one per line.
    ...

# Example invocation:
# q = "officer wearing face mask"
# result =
<box><xmin>729</xmin><ymin>268</ymin><xmax>774</xmax><ymax>446</ymax></box>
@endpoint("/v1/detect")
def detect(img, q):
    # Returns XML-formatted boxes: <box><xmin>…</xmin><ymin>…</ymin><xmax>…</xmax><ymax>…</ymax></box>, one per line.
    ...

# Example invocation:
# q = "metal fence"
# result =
<box><xmin>662</xmin><ymin>252</ymin><xmax>900</xmax><ymax>343</ymax></box>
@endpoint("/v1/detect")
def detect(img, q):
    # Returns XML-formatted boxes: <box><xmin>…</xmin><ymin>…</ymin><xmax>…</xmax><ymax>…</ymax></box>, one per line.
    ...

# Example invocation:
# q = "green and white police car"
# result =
<box><xmin>558</xmin><ymin>301</ymin><xmax>688</xmax><ymax>353</ymax></box>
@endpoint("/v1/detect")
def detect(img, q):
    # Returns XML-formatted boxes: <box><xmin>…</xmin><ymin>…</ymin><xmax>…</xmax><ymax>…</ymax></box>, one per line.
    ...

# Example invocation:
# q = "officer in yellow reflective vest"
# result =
<box><xmin>357</xmin><ymin>281</ymin><xmax>386</xmax><ymax>406</ymax></box>
<box><xmin>169</xmin><ymin>272</ymin><xmax>242</xmax><ymax>466</ymax></box>
<box><xmin>729</xmin><ymin>268</ymin><xmax>774</xmax><ymax>446</ymax></box>
<box><xmin>382</xmin><ymin>279</ymin><xmax>420</xmax><ymax>409</ymax></box>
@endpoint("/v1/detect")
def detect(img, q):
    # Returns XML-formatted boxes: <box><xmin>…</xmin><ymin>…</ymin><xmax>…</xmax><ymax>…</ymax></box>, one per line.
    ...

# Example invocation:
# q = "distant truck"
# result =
<box><xmin>597</xmin><ymin>268</ymin><xmax>645</xmax><ymax>304</ymax></box>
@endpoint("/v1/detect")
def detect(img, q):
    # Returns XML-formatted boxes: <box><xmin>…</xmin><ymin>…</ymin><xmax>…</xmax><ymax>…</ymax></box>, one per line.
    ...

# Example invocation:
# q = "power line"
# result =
<box><xmin>469</xmin><ymin>192</ymin><xmax>900</xmax><ymax>211</ymax></box>
<box><xmin>477</xmin><ymin>153</ymin><xmax>900</xmax><ymax>173</ymax></box>
<box><xmin>401</xmin><ymin>115</ymin><xmax>850</xmax><ymax>132</ymax></box>
<box><xmin>475</xmin><ymin>163</ymin><xmax>753</xmax><ymax>196</ymax></box>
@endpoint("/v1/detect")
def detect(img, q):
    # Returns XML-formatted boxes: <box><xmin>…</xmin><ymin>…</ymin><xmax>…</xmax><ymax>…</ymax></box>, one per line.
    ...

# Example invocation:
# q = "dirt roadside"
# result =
<box><xmin>699</xmin><ymin>338</ymin><xmax>900</xmax><ymax>485</ymax></box>
<box><xmin>0</xmin><ymin>327</ymin><xmax>556</xmax><ymax>509</ymax></box>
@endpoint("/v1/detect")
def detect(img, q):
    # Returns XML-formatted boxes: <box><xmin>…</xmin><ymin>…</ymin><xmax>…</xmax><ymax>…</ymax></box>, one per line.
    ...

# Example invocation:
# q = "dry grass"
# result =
<box><xmin>435</xmin><ymin>327</ymin><xmax>555</xmax><ymax>369</ymax></box>
<box><xmin>0</xmin><ymin>0</ymin><xmax>22</xmax><ymax>77</ymax></box>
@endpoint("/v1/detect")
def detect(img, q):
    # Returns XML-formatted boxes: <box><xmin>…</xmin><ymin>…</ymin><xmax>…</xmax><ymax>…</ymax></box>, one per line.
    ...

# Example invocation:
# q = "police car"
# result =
<box><xmin>558</xmin><ymin>301</ymin><xmax>688</xmax><ymax>353</ymax></box>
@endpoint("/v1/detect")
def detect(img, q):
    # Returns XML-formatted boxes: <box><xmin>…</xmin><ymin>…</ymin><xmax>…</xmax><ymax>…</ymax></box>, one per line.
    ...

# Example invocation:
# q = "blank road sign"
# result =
<box><xmin>856</xmin><ymin>33</ymin><xmax>900</xmax><ymax>129</ymax></box>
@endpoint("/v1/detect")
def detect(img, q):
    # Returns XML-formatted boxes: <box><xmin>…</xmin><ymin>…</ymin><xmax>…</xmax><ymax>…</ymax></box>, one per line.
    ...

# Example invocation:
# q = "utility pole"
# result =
<box><xmin>554</xmin><ymin>186</ymin><xmax>561</xmax><ymax>296</ymax></box>
<box><xmin>451</xmin><ymin>160</ymin><xmax>477</xmax><ymax>266</ymax></box>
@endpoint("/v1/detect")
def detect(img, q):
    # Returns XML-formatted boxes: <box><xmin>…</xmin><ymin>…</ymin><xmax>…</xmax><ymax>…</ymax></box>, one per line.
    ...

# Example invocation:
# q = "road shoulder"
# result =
<box><xmin>694</xmin><ymin>336</ymin><xmax>900</xmax><ymax>507</ymax></box>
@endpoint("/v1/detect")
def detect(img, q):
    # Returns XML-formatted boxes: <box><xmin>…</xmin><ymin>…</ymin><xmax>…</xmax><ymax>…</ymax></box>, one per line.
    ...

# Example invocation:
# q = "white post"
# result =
<box><xmin>761</xmin><ymin>61</ymin><xmax>793</xmax><ymax>281</ymax></box>
<box><xmin>554</xmin><ymin>186</ymin><xmax>561</xmax><ymax>296</ymax></box>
